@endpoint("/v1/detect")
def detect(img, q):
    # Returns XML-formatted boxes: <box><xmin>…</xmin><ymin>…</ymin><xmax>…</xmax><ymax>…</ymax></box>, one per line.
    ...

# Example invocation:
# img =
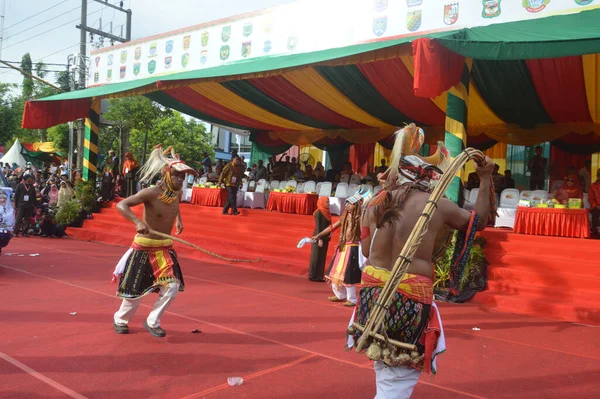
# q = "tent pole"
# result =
<box><xmin>83</xmin><ymin>98</ymin><xmax>100</xmax><ymax>182</ymax></box>
<box><xmin>444</xmin><ymin>61</ymin><xmax>471</xmax><ymax>204</ymax></box>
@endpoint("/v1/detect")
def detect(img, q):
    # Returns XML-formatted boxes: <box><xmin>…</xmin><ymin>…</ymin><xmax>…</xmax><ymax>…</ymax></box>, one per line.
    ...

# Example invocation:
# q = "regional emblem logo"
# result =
<box><xmin>406</xmin><ymin>0</ymin><xmax>423</xmax><ymax>6</ymax></box>
<box><xmin>482</xmin><ymin>0</ymin><xmax>501</xmax><ymax>18</ymax></box>
<box><xmin>183</xmin><ymin>35</ymin><xmax>191</xmax><ymax>50</ymax></box>
<box><xmin>165</xmin><ymin>56</ymin><xmax>172</xmax><ymax>69</ymax></box>
<box><xmin>182</xmin><ymin>53</ymin><xmax>190</xmax><ymax>68</ymax></box>
<box><xmin>165</xmin><ymin>40</ymin><xmax>174</xmax><ymax>54</ymax></box>
<box><xmin>148</xmin><ymin>60</ymin><xmax>156</xmax><ymax>74</ymax></box>
<box><xmin>287</xmin><ymin>36</ymin><xmax>298</xmax><ymax>51</ymax></box>
<box><xmin>94</xmin><ymin>72</ymin><xmax>99</xmax><ymax>83</ymax></box>
<box><xmin>522</xmin><ymin>0</ymin><xmax>550</xmax><ymax>13</ymax></box>
<box><xmin>201</xmin><ymin>31</ymin><xmax>209</xmax><ymax>47</ymax></box>
<box><xmin>444</xmin><ymin>3</ymin><xmax>459</xmax><ymax>25</ymax></box>
<box><xmin>108</xmin><ymin>54</ymin><xmax>114</xmax><ymax>66</ymax></box>
<box><xmin>107</xmin><ymin>69</ymin><xmax>112</xmax><ymax>81</ymax></box>
<box><xmin>373</xmin><ymin>17</ymin><xmax>387</xmax><ymax>37</ymax></box>
<box><xmin>133</xmin><ymin>63</ymin><xmax>141</xmax><ymax>76</ymax></box>
<box><xmin>264</xmin><ymin>19</ymin><xmax>274</xmax><ymax>32</ymax></box>
<box><xmin>574</xmin><ymin>0</ymin><xmax>593</xmax><ymax>4</ymax></box>
<box><xmin>242</xmin><ymin>41</ymin><xmax>252</xmax><ymax>58</ymax></box>
<box><xmin>243</xmin><ymin>22</ymin><xmax>253</xmax><ymax>37</ymax></box>
<box><xmin>222</xmin><ymin>26</ymin><xmax>231</xmax><ymax>42</ymax></box>
<box><xmin>120</xmin><ymin>50</ymin><xmax>127</xmax><ymax>64</ymax></box>
<box><xmin>134</xmin><ymin>46</ymin><xmax>142</xmax><ymax>60</ymax></box>
<box><xmin>200</xmin><ymin>50</ymin><xmax>208</xmax><ymax>64</ymax></box>
<box><xmin>149</xmin><ymin>43</ymin><xmax>158</xmax><ymax>57</ymax></box>
<box><xmin>94</xmin><ymin>57</ymin><xmax>100</xmax><ymax>67</ymax></box>
<box><xmin>120</xmin><ymin>66</ymin><xmax>126</xmax><ymax>79</ymax></box>
<box><xmin>220</xmin><ymin>45</ymin><xmax>230</xmax><ymax>60</ymax></box>
<box><xmin>264</xmin><ymin>40</ymin><xmax>272</xmax><ymax>53</ymax></box>
<box><xmin>374</xmin><ymin>0</ymin><xmax>388</xmax><ymax>12</ymax></box>
<box><xmin>407</xmin><ymin>10</ymin><xmax>422</xmax><ymax>32</ymax></box>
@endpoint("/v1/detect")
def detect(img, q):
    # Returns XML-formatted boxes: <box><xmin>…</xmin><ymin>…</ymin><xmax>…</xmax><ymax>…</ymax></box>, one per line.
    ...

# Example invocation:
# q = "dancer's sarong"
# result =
<box><xmin>326</xmin><ymin>242</ymin><xmax>362</xmax><ymax>286</ymax></box>
<box><xmin>348</xmin><ymin>265</ymin><xmax>446</xmax><ymax>374</ymax></box>
<box><xmin>112</xmin><ymin>235</ymin><xmax>185</xmax><ymax>299</ymax></box>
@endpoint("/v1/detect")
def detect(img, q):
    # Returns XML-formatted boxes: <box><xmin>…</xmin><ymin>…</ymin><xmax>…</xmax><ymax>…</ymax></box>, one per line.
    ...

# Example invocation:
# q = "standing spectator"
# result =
<box><xmin>528</xmin><ymin>146</ymin><xmax>547</xmax><ymax>190</ymax></box>
<box><xmin>201</xmin><ymin>152</ymin><xmax>212</xmax><ymax>172</ymax></box>
<box><xmin>218</xmin><ymin>156</ymin><xmax>243</xmax><ymax>216</ymax></box>
<box><xmin>110</xmin><ymin>150</ymin><xmax>120</xmax><ymax>178</ymax></box>
<box><xmin>255</xmin><ymin>160</ymin><xmax>267</xmax><ymax>180</ymax></box>
<box><xmin>50</xmin><ymin>162</ymin><xmax>58</xmax><ymax>176</ymax></box>
<box><xmin>122</xmin><ymin>152</ymin><xmax>139</xmax><ymax>197</ymax></box>
<box><xmin>100</xmin><ymin>154</ymin><xmax>115</xmax><ymax>201</ymax></box>
<box><xmin>504</xmin><ymin>170</ymin><xmax>515</xmax><ymax>189</ymax></box>
<box><xmin>240</xmin><ymin>155</ymin><xmax>248</xmax><ymax>169</ymax></box>
<box><xmin>378</xmin><ymin>159</ymin><xmax>387</xmax><ymax>174</ymax></box>
<box><xmin>579</xmin><ymin>160</ymin><xmax>592</xmax><ymax>193</ymax></box>
<box><xmin>588</xmin><ymin>168</ymin><xmax>600</xmax><ymax>237</ymax></box>
<box><xmin>14</xmin><ymin>174</ymin><xmax>36</xmax><ymax>237</ymax></box>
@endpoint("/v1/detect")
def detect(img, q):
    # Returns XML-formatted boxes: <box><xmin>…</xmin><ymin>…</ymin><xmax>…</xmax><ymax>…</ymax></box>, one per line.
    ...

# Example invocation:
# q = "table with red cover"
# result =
<box><xmin>190</xmin><ymin>187</ymin><xmax>227</xmax><ymax>207</ymax></box>
<box><xmin>513</xmin><ymin>207</ymin><xmax>590</xmax><ymax>238</ymax></box>
<box><xmin>266</xmin><ymin>192</ymin><xmax>318</xmax><ymax>215</ymax></box>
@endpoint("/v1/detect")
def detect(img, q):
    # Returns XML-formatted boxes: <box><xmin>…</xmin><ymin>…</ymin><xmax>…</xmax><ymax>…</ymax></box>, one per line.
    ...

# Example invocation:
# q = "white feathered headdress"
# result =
<box><xmin>138</xmin><ymin>144</ymin><xmax>197</xmax><ymax>183</ymax></box>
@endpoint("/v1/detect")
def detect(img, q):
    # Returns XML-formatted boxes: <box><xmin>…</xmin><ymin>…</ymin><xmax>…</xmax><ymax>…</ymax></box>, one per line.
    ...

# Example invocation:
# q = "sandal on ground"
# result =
<box><xmin>327</xmin><ymin>296</ymin><xmax>345</xmax><ymax>302</ymax></box>
<box><xmin>113</xmin><ymin>323</ymin><xmax>129</xmax><ymax>334</ymax></box>
<box><xmin>343</xmin><ymin>301</ymin><xmax>356</xmax><ymax>307</ymax></box>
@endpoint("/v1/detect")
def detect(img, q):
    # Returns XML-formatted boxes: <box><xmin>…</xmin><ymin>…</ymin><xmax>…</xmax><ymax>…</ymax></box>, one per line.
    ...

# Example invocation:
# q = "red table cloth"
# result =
<box><xmin>266</xmin><ymin>192</ymin><xmax>318</xmax><ymax>215</ymax></box>
<box><xmin>513</xmin><ymin>207</ymin><xmax>590</xmax><ymax>238</ymax></box>
<box><xmin>191</xmin><ymin>187</ymin><xmax>227</xmax><ymax>207</ymax></box>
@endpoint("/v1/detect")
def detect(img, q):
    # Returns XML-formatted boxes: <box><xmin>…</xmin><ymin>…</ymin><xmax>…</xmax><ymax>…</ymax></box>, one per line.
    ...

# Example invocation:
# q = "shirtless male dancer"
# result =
<box><xmin>351</xmin><ymin>125</ymin><xmax>494</xmax><ymax>398</ymax></box>
<box><xmin>112</xmin><ymin>146</ymin><xmax>196</xmax><ymax>338</ymax></box>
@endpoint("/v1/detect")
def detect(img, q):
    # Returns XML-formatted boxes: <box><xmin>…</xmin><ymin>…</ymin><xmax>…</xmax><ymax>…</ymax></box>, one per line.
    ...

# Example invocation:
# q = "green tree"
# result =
<box><xmin>46</xmin><ymin>124</ymin><xmax>70</xmax><ymax>154</ymax></box>
<box><xmin>20</xmin><ymin>53</ymin><xmax>34</xmax><ymax>99</ymax></box>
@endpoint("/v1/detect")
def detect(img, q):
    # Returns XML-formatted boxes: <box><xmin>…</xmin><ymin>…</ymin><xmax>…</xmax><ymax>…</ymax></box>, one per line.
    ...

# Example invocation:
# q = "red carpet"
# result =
<box><xmin>475</xmin><ymin>230</ymin><xmax>600</xmax><ymax>326</ymax></box>
<box><xmin>1</xmin><ymin>238</ymin><xmax>599</xmax><ymax>399</ymax></box>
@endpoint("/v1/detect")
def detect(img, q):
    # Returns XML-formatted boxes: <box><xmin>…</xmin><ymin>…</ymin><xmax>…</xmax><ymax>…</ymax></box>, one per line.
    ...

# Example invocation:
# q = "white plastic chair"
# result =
<box><xmin>256</xmin><ymin>179</ymin><xmax>267</xmax><ymax>193</ymax></box>
<box><xmin>499</xmin><ymin>189</ymin><xmax>520</xmax><ymax>209</ymax></box>
<box><xmin>296</xmin><ymin>182</ymin><xmax>305</xmax><ymax>193</ymax></box>
<box><xmin>340</xmin><ymin>174</ymin><xmax>350</xmax><ymax>183</ymax></box>
<box><xmin>468</xmin><ymin>188</ymin><xmax>479</xmax><ymax>205</ymax></box>
<box><xmin>531</xmin><ymin>190</ymin><xmax>548</xmax><ymax>202</ymax></box>
<box><xmin>348</xmin><ymin>184</ymin><xmax>359</xmax><ymax>196</ymax></box>
<box><xmin>318</xmin><ymin>182</ymin><xmax>332</xmax><ymax>197</ymax></box>
<box><xmin>304</xmin><ymin>180</ymin><xmax>317</xmax><ymax>194</ymax></box>
<box><xmin>335</xmin><ymin>182</ymin><xmax>349</xmax><ymax>198</ymax></box>
<box><xmin>373</xmin><ymin>185</ymin><xmax>383</xmax><ymax>195</ymax></box>
<box><xmin>270</xmin><ymin>180</ymin><xmax>280</xmax><ymax>190</ymax></box>
<box><xmin>363</xmin><ymin>183</ymin><xmax>374</xmax><ymax>193</ymax></box>
<box><xmin>463</xmin><ymin>188</ymin><xmax>471</xmax><ymax>201</ymax></box>
<box><xmin>583</xmin><ymin>193</ymin><xmax>590</xmax><ymax>209</ymax></box>
<box><xmin>241</xmin><ymin>181</ymin><xmax>249</xmax><ymax>192</ymax></box>
<box><xmin>278</xmin><ymin>181</ymin><xmax>288</xmax><ymax>190</ymax></box>
<box><xmin>198</xmin><ymin>176</ymin><xmax>208</xmax><ymax>185</ymax></box>
<box><xmin>349</xmin><ymin>174</ymin><xmax>362</xmax><ymax>185</ymax></box>
<box><xmin>248</xmin><ymin>180</ymin><xmax>256</xmax><ymax>192</ymax></box>
<box><xmin>519</xmin><ymin>190</ymin><xmax>532</xmax><ymax>201</ymax></box>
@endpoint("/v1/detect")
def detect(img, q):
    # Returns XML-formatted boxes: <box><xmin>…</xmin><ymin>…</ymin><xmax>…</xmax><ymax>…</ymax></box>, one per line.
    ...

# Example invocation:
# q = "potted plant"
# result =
<box><xmin>55</xmin><ymin>200</ymin><xmax>85</xmax><ymax>228</ymax></box>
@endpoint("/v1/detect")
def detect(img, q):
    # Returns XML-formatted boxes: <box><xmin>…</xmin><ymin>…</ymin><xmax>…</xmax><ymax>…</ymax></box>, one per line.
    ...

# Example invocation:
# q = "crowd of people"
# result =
<box><xmin>2</xmin><ymin>160</ymin><xmax>76</xmax><ymax>238</ymax></box>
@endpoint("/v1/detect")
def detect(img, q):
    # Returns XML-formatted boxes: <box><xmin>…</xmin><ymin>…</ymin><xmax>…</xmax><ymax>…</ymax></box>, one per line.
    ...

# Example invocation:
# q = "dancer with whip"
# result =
<box><xmin>347</xmin><ymin>124</ymin><xmax>496</xmax><ymax>398</ymax></box>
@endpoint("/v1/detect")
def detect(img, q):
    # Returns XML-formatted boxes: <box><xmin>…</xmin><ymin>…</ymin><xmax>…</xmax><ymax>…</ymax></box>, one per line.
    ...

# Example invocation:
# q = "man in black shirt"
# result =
<box><xmin>14</xmin><ymin>174</ymin><xmax>36</xmax><ymax>237</ymax></box>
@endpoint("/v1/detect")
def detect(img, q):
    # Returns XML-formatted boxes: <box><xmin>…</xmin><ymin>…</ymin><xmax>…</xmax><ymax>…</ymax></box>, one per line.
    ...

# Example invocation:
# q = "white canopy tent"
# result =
<box><xmin>0</xmin><ymin>139</ymin><xmax>27</xmax><ymax>168</ymax></box>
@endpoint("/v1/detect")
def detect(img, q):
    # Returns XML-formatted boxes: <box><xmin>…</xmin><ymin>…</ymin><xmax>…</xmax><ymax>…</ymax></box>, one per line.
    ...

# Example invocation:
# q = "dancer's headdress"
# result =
<box><xmin>138</xmin><ymin>145</ymin><xmax>197</xmax><ymax>204</ymax></box>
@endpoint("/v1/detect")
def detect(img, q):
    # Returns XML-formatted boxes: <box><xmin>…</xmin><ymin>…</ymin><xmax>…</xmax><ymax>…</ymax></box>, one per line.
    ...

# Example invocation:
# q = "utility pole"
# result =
<box><xmin>0</xmin><ymin>0</ymin><xmax>6</xmax><ymax>59</ymax></box>
<box><xmin>75</xmin><ymin>0</ymin><xmax>132</xmax><ymax>172</ymax></box>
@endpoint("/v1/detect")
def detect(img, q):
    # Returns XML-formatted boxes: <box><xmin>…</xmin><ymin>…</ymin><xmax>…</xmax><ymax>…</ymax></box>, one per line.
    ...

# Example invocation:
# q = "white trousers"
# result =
<box><xmin>114</xmin><ymin>282</ymin><xmax>179</xmax><ymax>328</ymax></box>
<box><xmin>374</xmin><ymin>361</ymin><xmax>420</xmax><ymax>399</ymax></box>
<box><xmin>332</xmin><ymin>284</ymin><xmax>357</xmax><ymax>304</ymax></box>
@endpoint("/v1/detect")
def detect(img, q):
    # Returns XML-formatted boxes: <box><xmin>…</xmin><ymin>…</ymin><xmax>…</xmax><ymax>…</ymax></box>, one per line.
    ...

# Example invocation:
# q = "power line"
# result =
<box><xmin>0</xmin><ymin>60</ymin><xmax>69</xmax><ymax>66</ymax></box>
<box><xmin>3</xmin><ymin>0</ymin><xmax>71</xmax><ymax>31</ymax></box>
<box><xmin>2</xmin><ymin>7</ymin><xmax>103</xmax><ymax>51</ymax></box>
<box><xmin>0</xmin><ymin>66</ymin><xmax>65</xmax><ymax>73</ymax></box>
<box><xmin>4</xmin><ymin>3</ymin><xmax>84</xmax><ymax>41</ymax></box>
<box><xmin>0</xmin><ymin>43</ymin><xmax>79</xmax><ymax>76</ymax></box>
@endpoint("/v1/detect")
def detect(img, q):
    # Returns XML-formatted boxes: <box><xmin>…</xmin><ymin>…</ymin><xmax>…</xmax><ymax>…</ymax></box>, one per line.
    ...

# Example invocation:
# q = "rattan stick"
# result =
<box><xmin>351</xmin><ymin>323</ymin><xmax>417</xmax><ymax>351</ymax></box>
<box><xmin>148</xmin><ymin>229</ymin><xmax>262</xmax><ymax>263</ymax></box>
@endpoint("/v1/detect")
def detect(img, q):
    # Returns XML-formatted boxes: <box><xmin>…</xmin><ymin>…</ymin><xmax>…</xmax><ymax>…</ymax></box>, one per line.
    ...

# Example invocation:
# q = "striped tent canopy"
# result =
<box><xmin>22</xmin><ymin>8</ymin><xmax>600</xmax><ymax>155</ymax></box>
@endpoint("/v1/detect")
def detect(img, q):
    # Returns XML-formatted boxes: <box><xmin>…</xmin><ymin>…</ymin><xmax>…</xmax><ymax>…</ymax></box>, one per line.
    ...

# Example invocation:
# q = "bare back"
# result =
<box><xmin>363</xmin><ymin>190</ymin><xmax>472</xmax><ymax>279</ymax></box>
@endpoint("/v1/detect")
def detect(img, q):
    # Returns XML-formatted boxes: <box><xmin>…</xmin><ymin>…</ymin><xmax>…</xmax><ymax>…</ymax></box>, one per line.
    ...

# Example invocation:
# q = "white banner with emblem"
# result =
<box><xmin>89</xmin><ymin>0</ymin><xmax>598</xmax><ymax>87</ymax></box>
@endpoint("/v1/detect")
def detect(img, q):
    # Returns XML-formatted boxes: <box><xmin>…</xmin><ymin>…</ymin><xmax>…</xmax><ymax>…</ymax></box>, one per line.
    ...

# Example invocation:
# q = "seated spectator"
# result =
<box><xmin>255</xmin><ymin>160</ymin><xmax>267</xmax><ymax>180</ymax></box>
<box><xmin>492</xmin><ymin>164</ymin><xmax>504</xmax><ymax>193</ymax></box>
<box><xmin>378</xmin><ymin>159</ymin><xmax>387</xmax><ymax>174</ymax></box>
<box><xmin>303</xmin><ymin>165</ymin><xmax>316</xmax><ymax>181</ymax></box>
<box><xmin>466</xmin><ymin>171</ymin><xmax>480</xmax><ymax>190</ymax></box>
<box><xmin>314</xmin><ymin>161</ymin><xmax>326</xmax><ymax>181</ymax></box>
<box><xmin>554</xmin><ymin>174</ymin><xmax>583</xmax><ymax>204</ymax></box>
<box><xmin>340</xmin><ymin>162</ymin><xmax>353</xmax><ymax>176</ymax></box>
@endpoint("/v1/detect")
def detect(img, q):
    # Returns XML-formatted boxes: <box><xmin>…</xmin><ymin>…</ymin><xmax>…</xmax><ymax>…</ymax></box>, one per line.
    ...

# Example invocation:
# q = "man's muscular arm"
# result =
<box><xmin>438</xmin><ymin>156</ymin><xmax>494</xmax><ymax>232</ymax></box>
<box><xmin>311</xmin><ymin>219</ymin><xmax>341</xmax><ymax>241</ymax></box>
<box><xmin>116</xmin><ymin>188</ymin><xmax>156</xmax><ymax>234</ymax></box>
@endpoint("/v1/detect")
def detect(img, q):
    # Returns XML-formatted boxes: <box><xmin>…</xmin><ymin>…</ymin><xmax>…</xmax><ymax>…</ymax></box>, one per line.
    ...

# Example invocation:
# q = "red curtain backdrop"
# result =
<box><xmin>349</xmin><ymin>143</ymin><xmax>375</xmax><ymax>177</ymax></box>
<box><xmin>22</xmin><ymin>99</ymin><xmax>91</xmax><ymax>129</ymax></box>
<box><xmin>549</xmin><ymin>145</ymin><xmax>590</xmax><ymax>185</ymax></box>
<box><xmin>526</xmin><ymin>56</ymin><xmax>592</xmax><ymax>123</ymax></box>
<box><xmin>412</xmin><ymin>38</ymin><xmax>465</xmax><ymax>98</ymax></box>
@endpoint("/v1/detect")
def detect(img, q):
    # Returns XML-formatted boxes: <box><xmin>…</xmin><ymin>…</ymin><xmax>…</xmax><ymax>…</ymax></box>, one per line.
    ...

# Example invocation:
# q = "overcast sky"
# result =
<box><xmin>0</xmin><ymin>0</ymin><xmax>296</xmax><ymax>86</ymax></box>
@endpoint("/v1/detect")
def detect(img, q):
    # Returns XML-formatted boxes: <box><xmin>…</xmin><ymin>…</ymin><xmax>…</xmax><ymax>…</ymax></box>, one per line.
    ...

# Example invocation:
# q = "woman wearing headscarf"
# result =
<box><xmin>308</xmin><ymin>196</ymin><xmax>332</xmax><ymax>282</ymax></box>
<box><xmin>57</xmin><ymin>181</ymin><xmax>74</xmax><ymax>208</ymax></box>
<box><xmin>122</xmin><ymin>152</ymin><xmax>139</xmax><ymax>197</ymax></box>
<box><xmin>554</xmin><ymin>174</ymin><xmax>583</xmax><ymax>204</ymax></box>
<box><xmin>48</xmin><ymin>184</ymin><xmax>59</xmax><ymax>205</ymax></box>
